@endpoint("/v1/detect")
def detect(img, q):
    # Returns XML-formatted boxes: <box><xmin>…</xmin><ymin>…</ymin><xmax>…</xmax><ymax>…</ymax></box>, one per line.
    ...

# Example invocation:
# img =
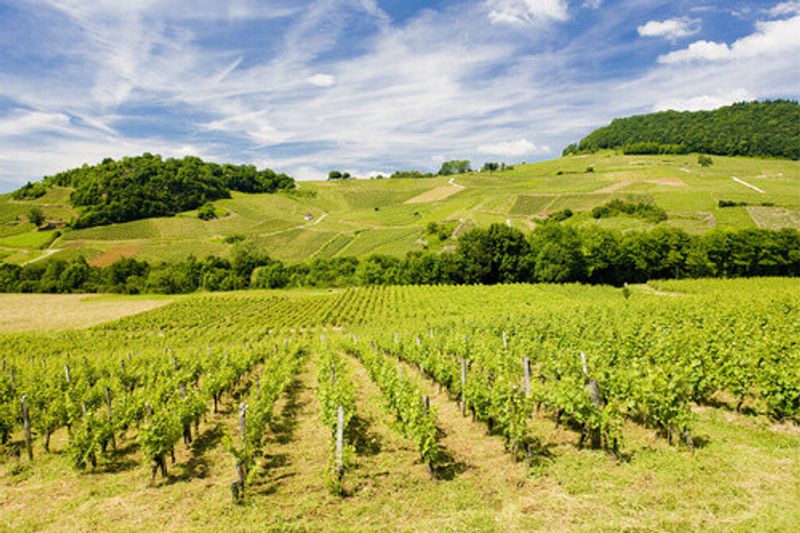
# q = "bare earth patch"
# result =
<box><xmin>89</xmin><ymin>244</ymin><xmax>144</xmax><ymax>267</ymax></box>
<box><xmin>0</xmin><ymin>293</ymin><xmax>171</xmax><ymax>332</ymax></box>
<box><xmin>593</xmin><ymin>181</ymin><xmax>630</xmax><ymax>193</ymax></box>
<box><xmin>645</xmin><ymin>177</ymin><xmax>688</xmax><ymax>188</ymax></box>
<box><xmin>405</xmin><ymin>185</ymin><xmax>463</xmax><ymax>204</ymax></box>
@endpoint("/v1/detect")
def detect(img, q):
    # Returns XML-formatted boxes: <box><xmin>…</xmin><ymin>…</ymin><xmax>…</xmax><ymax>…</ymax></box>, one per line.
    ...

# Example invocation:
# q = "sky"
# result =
<box><xmin>0</xmin><ymin>0</ymin><xmax>798</xmax><ymax>190</ymax></box>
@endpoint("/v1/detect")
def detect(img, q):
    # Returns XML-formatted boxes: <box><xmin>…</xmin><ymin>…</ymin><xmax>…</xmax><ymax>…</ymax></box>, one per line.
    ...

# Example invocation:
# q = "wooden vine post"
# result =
<box><xmin>460</xmin><ymin>358</ymin><xmax>467</xmax><ymax>417</ymax></box>
<box><xmin>105</xmin><ymin>386</ymin><xmax>116</xmax><ymax>451</ymax></box>
<box><xmin>232</xmin><ymin>402</ymin><xmax>248</xmax><ymax>504</ymax></box>
<box><xmin>523</xmin><ymin>357</ymin><xmax>531</xmax><ymax>398</ymax></box>
<box><xmin>580</xmin><ymin>352</ymin><xmax>603</xmax><ymax>449</ymax></box>
<box><xmin>180</xmin><ymin>384</ymin><xmax>192</xmax><ymax>445</ymax></box>
<box><xmin>335</xmin><ymin>405</ymin><xmax>345</xmax><ymax>483</ymax></box>
<box><xmin>21</xmin><ymin>394</ymin><xmax>33</xmax><ymax>461</ymax></box>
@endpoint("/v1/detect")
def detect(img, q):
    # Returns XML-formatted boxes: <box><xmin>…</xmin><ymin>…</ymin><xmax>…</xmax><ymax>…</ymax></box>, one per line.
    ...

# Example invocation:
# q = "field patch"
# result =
<box><xmin>714</xmin><ymin>206</ymin><xmax>757</xmax><ymax>229</ymax></box>
<box><xmin>0</xmin><ymin>293</ymin><xmax>171</xmax><ymax>332</ymax></box>
<box><xmin>593</xmin><ymin>181</ymin><xmax>631</xmax><ymax>193</ymax></box>
<box><xmin>509</xmin><ymin>195</ymin><xmax>556</xmax><ymax>215</ymax></box>
<box><xmin>747</xmin><ymin>206</ymin><xmax>800</xmax><ymax>230</ymax></box>
<box><xmin>0</xmin><ymin>230</ymin><xmax>58</xmax><ymax>249</ymax></box>
<box><xmin>404</xmin><ymin>185</ymin><xmax>463</xmax><ymax>204</ymax></box>
<box><xmin>645</xmin><ymin>177</ymin><xmax>688</xmax><ymax>188</ymax></box>
<box><xmin>314</xmin><ymin>233</ymin><xmax>353</xmax><ymax>258</ymax></box>
<box><xmin>89</xmin><ymin>244</ymin><xmax>144</xmax><ymax>267</ymax></box>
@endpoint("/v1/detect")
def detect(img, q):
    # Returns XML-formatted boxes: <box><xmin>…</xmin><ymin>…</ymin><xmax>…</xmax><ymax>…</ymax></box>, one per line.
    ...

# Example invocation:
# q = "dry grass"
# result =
<box><xmin>404</xmin><ymin>185</ymin><xmax>463</xmax><ymax>204</ymax></box>
<box><xmin>89</xmin><ymin>244</ymin><xmax>144</xmax><ymax>267</ymax></box>
<box><xmin>593</xmin><ymin>181</ymin><xmax>631</xmax><ymax>193</ymax></box>
<box><xmin>645</xmin><ymin>177</ymin><xmax>688</xmax><ymax>188</ymax></box>
<box><xmin>747</xmin><ymin>206</ymin><xmax>800</xmax><ymax>230</ymax></box>
<box><xmin>0</xmin><ymin>293</ymin><xmax>171</xmax><ymax>332</ymax></box>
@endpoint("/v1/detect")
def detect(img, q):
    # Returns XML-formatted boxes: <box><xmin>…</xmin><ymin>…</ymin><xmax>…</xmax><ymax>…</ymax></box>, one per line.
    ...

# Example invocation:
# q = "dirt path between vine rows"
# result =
<box><xmin>364</xmin><ymin>348</ymin><xmax>549</xmax><ymax>523</ymax></box>
<box><xmin>340</xmin><ymin>351</ymin><xmax>434</xmax><ymax>489</ymax></box>
<box><xmin>386</xmin><ymin>351</ymin><xmax>606</xmax><ymax>528</ymax></box>
<box><xmin>395</xmin><ymin>356</ymin><xmax>529</xmax><ymax>487</ymax></box>
<box><xmin>255</xmin><ymin>360</ymin><xmax>330</xmax><ymax>517</ymax></box>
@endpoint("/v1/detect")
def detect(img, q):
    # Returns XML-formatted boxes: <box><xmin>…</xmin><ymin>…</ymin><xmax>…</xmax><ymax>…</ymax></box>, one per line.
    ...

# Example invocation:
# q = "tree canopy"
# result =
<box><xmin>565</xmin><ymin>100</ymin><xmax>800</xmax><ymax>159</ymax></box>
<box><xmin>437</xmin><ymin>160</ymin><xmax>471</xmax><ymax>176</ymax></box>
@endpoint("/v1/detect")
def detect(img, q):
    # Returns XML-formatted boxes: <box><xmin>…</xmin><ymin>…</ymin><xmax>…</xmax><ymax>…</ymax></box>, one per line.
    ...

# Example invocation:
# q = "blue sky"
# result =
<box><xmin>0</xmin><ymin>0</ymin><xmax>798</xmax><ymax>190</ymax></box>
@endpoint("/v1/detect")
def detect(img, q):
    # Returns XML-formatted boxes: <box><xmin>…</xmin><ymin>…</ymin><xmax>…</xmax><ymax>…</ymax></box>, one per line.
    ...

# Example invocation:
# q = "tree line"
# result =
<box><xmin>563</xmin><ymin>100</ymin><xmax>800</xmax><ymax>159</ymax></box>
<box><xmin>12</xmin><ymin>153</ymin><xmax>295</xmax><ymax>228</ymax></box>
<box><xmin>1</xmin><ymin>225</ymin><xmax>797</xmax><ymax>294</ymax></box>
<box><xmin>328</xmin><ymin>160</ymin><xmax>514</xmax><ymax>181</ymax></box>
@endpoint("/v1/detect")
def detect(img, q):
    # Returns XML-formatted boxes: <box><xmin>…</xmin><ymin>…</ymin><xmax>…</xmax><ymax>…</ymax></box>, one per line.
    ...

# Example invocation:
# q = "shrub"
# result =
<box><xmin>197</xmin><ymin>203</ymin><xmax>218</xmax><ymax>221</ymax></box>
<box><xmin>698</xmin><ymin>155</ymin><xmax>714</xmax><ymax>167</ymax></box>
<box><xmin>591</xmin><ymin>199</ymin><xmax>667</xmax><ymax>223</ymax></box>
<box><xmin>548</xmin><ymin>209</ymin><xmax>573</xmax><ymax>222</ymax></box>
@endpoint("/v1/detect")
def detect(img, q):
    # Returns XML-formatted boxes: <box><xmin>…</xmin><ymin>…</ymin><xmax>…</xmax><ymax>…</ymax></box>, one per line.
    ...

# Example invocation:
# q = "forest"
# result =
<box><xmin>564</xmin><ymin>100</ymin><xmax>800</xmax><ymax>159</ymax></box>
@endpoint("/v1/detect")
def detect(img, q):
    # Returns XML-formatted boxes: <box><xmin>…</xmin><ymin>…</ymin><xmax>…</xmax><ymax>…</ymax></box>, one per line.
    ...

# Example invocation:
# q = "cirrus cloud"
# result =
<box><xmin>487</xmin><ymin>0</ymin><xmax>568</xmax><ymax>26</ymax></box>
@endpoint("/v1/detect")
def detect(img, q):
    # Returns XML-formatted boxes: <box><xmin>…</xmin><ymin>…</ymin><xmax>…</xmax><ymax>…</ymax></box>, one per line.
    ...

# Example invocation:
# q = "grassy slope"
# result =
<box><xmin>1</xmin><ymin>152</ymin><xmax>798</xmax><ymax>265</ymax></box>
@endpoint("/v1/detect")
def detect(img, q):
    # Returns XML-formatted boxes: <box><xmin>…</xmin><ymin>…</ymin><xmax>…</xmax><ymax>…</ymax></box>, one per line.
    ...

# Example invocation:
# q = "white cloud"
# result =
<box><xmin>767</xmin><ymin>1</ymin><xmax>800</xmax><ymax>17</ymax></box>
<box><xmin>660</xmin><ymin>15</ymin><xmax>800</xmax><ymax>63</ymax></box>
<box><xmin>638</xmin><ymin>17</ymin><xmax>701</xmax><ymax>40</ymax></box>
<box><xmin>477</xmin><ymin>138</ymin><xmax>549</xmax><ymax>157</ymax></box>
<box><xmin>286</xmin><ymin>165</ymin><xmax>329</xmax><ymax>181</ymax></box>
<box><xmin>487</xmin><ymin>0</ymin><xmax>568</xmax><ymax>26</ymax></box>
<box><xmin>0</xmin><ymin>109</ymin><xmax>72</xmax><ymax>137</ymax></box>
<box><xmin>653</xmin><ymin>89</ymin><xmax>755</xmax><ymax>112</ymax></box>
<box><xmin>659</xmin><ymin>40</ymin><xmax>732</xmax><ymax>63</ymax></box>
<box><xmin>307</xmin><ymin>73</ymin><xmax>336</xmax><ymax>87</ymax></box>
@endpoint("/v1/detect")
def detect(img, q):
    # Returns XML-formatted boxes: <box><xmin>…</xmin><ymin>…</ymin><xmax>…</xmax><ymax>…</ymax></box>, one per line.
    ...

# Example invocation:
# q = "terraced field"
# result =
<box><xmin>1</xmin><ymin>152</ymin><xmax>798</xmax><ymax>265</ymax></box>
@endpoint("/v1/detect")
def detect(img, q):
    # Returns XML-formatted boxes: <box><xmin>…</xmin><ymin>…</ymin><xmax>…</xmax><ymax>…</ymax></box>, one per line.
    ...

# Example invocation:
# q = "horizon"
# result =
<box><xmin>1</xmin><ymin>0</ymin><xmax>799</xmax><ymax>192</ymax></box>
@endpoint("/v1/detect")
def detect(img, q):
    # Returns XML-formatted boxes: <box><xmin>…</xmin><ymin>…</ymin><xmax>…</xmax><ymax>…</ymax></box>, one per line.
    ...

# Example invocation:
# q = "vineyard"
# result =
<box><xmin>1</xmin><ymin>279</ymin><xmax>798</xmax><ymax>531</ymax></box>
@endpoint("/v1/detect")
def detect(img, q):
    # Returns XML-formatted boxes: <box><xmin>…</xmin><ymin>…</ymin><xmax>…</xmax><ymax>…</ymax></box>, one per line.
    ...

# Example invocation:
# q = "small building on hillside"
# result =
<box><xmin>303</xmin><ymin>212</ymin><xmax>315</xmax><ymax>222</ymax></box>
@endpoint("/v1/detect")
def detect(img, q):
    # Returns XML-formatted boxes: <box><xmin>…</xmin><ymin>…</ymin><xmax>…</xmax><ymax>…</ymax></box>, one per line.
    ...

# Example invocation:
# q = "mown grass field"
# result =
<box><xmin>0</xmin><ymin>293</ymin><xmax>173</xmax><ymax>332</ymax></box>
<box><xmin>0</xmin><ymin>279</ymin><xmax>798</xmax><ymax>532</ymax></box>
<box><xmin>0</xmin><ymin>152</ymin><xmax>797</xmax><ymax>265</ymax></box>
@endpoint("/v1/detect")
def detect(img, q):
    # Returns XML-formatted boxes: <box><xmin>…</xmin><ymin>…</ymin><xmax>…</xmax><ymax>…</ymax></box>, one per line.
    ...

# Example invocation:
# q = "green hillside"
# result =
<box><xmin>566</xmin><ymin>100</ymin><xmax>800</xmax><ymax>159</ymax></box>
<box><xmin>1</xmin><ymin>151</ymin><xmax>798</xmax><ymax>266</ymax></box>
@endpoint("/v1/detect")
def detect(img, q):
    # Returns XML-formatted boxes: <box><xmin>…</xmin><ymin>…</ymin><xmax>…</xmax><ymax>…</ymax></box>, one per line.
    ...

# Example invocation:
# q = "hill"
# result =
<box><xmin>0</xmin><ymin>151</ymin><xmax>798</xmax><ymax>266</ymax></box>
<box><xmin>565</xmin><ymin>100</ymin><xmax>800</xmax><ymax>160</ymax></box>
<box><xmin>11</xmin><ymin>153</ymin><xmax>294</xmax><ymax>229</ymax></box>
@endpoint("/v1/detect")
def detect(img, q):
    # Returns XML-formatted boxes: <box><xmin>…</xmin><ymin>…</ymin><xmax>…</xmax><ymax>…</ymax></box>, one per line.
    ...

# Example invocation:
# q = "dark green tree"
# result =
<box><xmin>28</xmin><ymin>207</ymin><xmax>45</xmax><ymax>227</ymax></box>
